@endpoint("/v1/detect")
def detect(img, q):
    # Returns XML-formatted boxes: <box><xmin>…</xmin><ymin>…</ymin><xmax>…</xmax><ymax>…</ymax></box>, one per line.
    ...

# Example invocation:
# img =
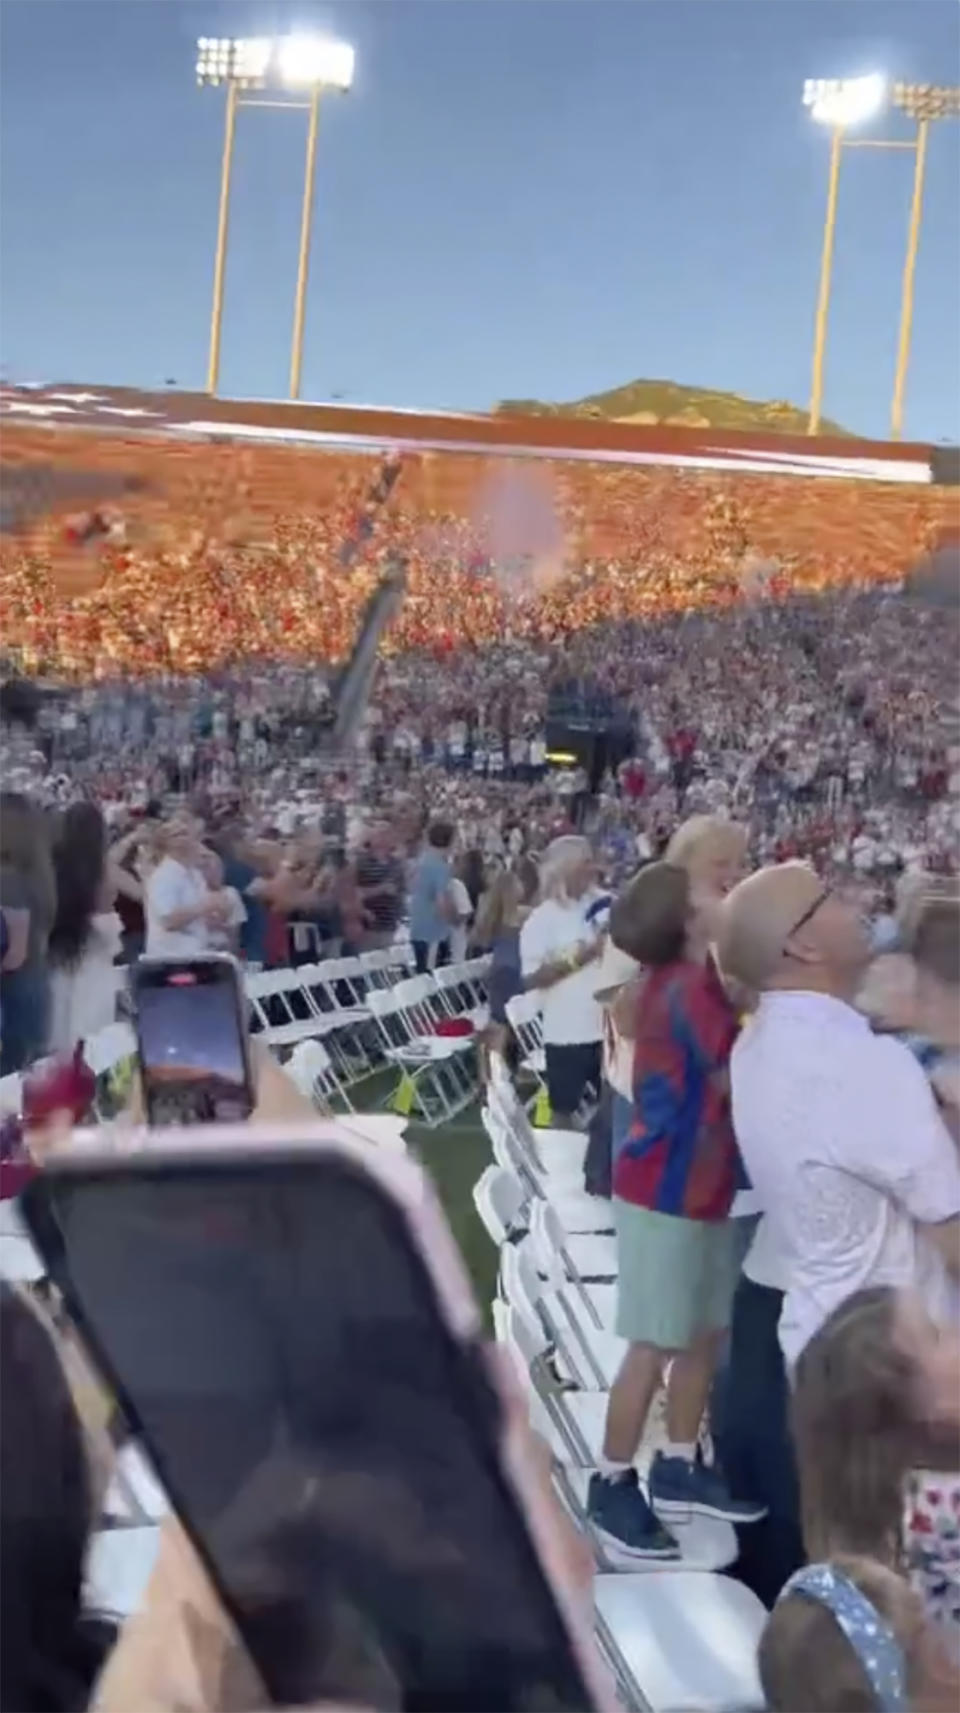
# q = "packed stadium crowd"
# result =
<box><xmin>1</xmin><ymin>434</ymin><xmax>959</xmax><ymax>1713</ymax></box>
<box><xmin>1</xmin><ymin>430</ymin><xmax>956</xmax><ymax>676</ymax></box>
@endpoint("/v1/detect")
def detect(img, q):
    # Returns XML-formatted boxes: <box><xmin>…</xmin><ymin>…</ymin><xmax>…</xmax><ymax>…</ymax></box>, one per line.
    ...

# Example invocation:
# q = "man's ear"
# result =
<box><xmin>784</xmin><ymin>932</ymin><xmax>818</xmax><ymax>966</ymax></box>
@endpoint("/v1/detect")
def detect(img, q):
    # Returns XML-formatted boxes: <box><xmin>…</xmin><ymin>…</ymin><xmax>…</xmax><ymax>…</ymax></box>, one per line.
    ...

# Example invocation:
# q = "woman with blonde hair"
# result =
<box><xmin>519</xmin><ymin>837</ymin><xmax>606</xmax><ymax>1125</ymax></box>
<box><xmin>665</xmin><ymin>814</ymin><xmax>748</xmax><ymax>903</ymax></box>
<box><xmin>474</xmin><ymin>859</ymin><xmax>538</xmax><ymax>1044</ymax></box>
<box><xmin>0</xmin><ymin>793</ymin><xmax>57</xmax><ymax>1072</ymax></box>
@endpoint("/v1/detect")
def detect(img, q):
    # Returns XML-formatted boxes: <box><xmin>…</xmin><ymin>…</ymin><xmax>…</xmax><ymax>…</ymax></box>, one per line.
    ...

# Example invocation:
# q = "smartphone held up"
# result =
<box><xmin>23</xmin><ymin>1131</ymin><xmax>610</xmax><ymax>1712</ymax></box>
<box><xmin>132</xmin><ymin>956</ymin><xmax>255</xmax><ymax>1127</ymax></box>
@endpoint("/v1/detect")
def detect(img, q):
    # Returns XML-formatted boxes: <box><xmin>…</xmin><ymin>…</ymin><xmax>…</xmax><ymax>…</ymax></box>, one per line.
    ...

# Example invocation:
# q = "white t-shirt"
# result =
<box><xmin>731</xmin><ymin>990</ymin><xmax>960</xmax><ymax>1369</ymax></box>
<box><xmin>145</xmin><ymin>858</ymin><xmax>212</xmax><ymax>958</ymax></box>
<box><xmin>519</xmin><ymin>898</ymin><xmax>604</xmax><ymax>1046</ymax></box>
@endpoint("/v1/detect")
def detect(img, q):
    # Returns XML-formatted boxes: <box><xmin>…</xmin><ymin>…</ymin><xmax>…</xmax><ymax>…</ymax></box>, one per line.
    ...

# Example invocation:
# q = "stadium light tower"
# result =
<box><xmin>888</xmin><ymin>84</ymin><xmax>960</xmax><ymax>439</ymax></box>
<box><xmin>803</xmin><ymin>76</ymin><xmax>960</xmax><ymax>438</ymax></box>
<box><xmin>196</xmin><ymin>34</ymin><xmax>355</xmax><ymax>400</ymax></box>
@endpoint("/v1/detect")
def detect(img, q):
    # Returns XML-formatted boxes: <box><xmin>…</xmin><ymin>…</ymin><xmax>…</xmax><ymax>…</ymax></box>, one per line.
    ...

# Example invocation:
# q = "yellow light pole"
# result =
<box><xmin>808</xmin><ymin>123</ymin><xmax>844</xmax><ymax>439</ymax></box>
<box><xmin>290</xmin><ymin>87</ymin><xmax>322</xmax><ymax>401</ymax></box>
<box><xmin>196</xmin><ymin>34</ymin><xmax>355</xmax><ymax>400</ymax></box>
<box><xmin>890</xmin><ymin>118</ymin><xmax>929</xmax><ymax>442</ymax></box>
<box><xmin>889</xmin><ymin>84</ymin><xmax>960</xmax><ymax>439</ymax></box>
<box><xmin>803</xmin><ymin>77</ymin><xmax>960</xmax><ymax>439</ymax></box>
<box><xmin>206</xmin><ymin>78</ymin><xmax>239</xmax><ymax>395</ymax></box>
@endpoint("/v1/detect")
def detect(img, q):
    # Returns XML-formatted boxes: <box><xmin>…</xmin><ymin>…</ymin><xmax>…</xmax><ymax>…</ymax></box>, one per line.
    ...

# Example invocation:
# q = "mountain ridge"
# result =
<box><xmin>496</xmin><ymin>377</ymin><xmax>849</xmax><ymax>437</ymax></box>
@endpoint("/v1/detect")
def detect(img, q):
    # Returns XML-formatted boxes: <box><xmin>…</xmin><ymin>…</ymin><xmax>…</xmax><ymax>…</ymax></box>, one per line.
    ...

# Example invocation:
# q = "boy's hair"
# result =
<box><xmin>426</xmin><ymin>820</ymin><xmax>454</xmax><ymax>851</ymax></box>
<box><xmin>609</xmin><ymin>862</ymin><xmax>690</xmax><ymax>967</ymax></box>
<box><xmin>759</xmin><ymin>1555</ymin><xmax>955</xmax><ymax>1713</ymax></box>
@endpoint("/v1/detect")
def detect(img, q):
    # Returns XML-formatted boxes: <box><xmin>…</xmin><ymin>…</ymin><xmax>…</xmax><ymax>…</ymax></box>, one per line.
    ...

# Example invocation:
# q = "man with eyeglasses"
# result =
<box><xmin>717</xmin><ymin>861</ymin><xmax>960</xmax><ymax>1374</ymax></box>
<box><xmin>707</xmin><ymin>863</ymin><xmax>960</xmax><ymax>1604</ymax></box>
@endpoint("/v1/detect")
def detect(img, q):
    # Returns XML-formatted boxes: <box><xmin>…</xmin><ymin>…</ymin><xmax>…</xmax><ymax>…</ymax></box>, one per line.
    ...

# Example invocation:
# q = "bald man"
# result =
<box><xmin>716</xmin><ymin>861</ymin><xmax>960</xmax><ymax>1372</ymax></box>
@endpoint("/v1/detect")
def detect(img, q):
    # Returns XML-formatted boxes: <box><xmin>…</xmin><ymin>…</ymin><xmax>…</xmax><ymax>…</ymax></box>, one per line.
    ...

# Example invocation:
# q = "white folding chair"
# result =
<box><xmin>498</xmin><ymin>1300</ymin><xmax>610</xmax><ymax>1470</ymax></box>
<box><xmin>245</xmin><ymin>968</ymin><xmax>327</xmax><ymax>1050</ymax></box>
<box><xmin>488</xmin><ymin>1059</ymin><xmax>588</xmax><ymax>1183</ymax></box>
<box><xmin>530</xmin><ymin>1201</ymin><xmax>617</xmax><ymax>1328</ymax></box>
<box><xmin>530</xmin><ymin>1197</ymin><xmax>616</xmax><ymax>1283</ymax></box>
<box><xmin>472</xmin><ymin>1163</ymin><xmax>527</xmax><ymax>1248</ymax></box>
<box><xmin>500</xmin><ymin>1237</ymin><xmax>626</xmax><ymax>1394</ymax></box>
<box><xmin>460</xmin><ymin>953</ymin><xmax>492</xmax><ymax>1006</ymax></box>
<box><xmin>366</xmin><ymin>982</ymin><xmax>475</xmax><ymax>1127</ymax></box>
<box><xmin>297</xmin><ymin>962</ymin><xmax>377</xmax><ymax>1083</ymax></box>
<box><xmin>498</xmin><ymin>1304</ymin><xmax>736</xmax><ymax>1575</ymax></box>
<box><xmin>285</xmin><ymin>1039</ymin><xmax>354</xmax><ymax>1114</ymax></box>
<box><xmin>504</xmin><ymin>991</ymin><xmax>547</xmax><ymax>1104</ymax></box>
<box><xmin>482</xmin><ymin>1105</ymin><xmax>613</xmax><ymax>1235</ymax></box>
<box><xmin>593</xmin><ymin>1572</ymin><xmax>765</xmax><ymax>1709</ymax></box>
<box><xmin>357</xmin><ymin>948</ymin><xmax>392</xmax><ymax>989</ymax></box>
<box><xmin>316</xmin><ymin>956</ymin><xmax>369</xmax><ymax>1012</ymax></box>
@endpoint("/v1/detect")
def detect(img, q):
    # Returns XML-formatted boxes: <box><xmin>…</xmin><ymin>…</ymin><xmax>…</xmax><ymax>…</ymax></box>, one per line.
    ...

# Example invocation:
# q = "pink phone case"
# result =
<box><xmin>41</xmin><ymin>1120</ymin><xmax>616</xmax><ymax>1710</ymax></box>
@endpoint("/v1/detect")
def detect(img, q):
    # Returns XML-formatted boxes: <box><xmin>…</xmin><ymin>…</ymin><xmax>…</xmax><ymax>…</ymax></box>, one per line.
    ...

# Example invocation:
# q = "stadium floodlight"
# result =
<box><xmin>803</xmin><ymin>74</ymin><xmax>887</xmax><ymax>128</ymax></box>
<box><xmin>802</xmin><ymin>72</ymin><xmax>960</xmax><ymax>438</ymax></box>
<box><xmin>275</xmin><ymin>34</ymin><xmax>355</xmax><ymax>92</ymax></box>
<box><xmin>892</xmin><ymin>82</ymin><xmax>960</xmax><ymax>121</ymax></box>
<box><xmin>196</xmin><ymin>33</ymin><xmax>354</xmax><ymax>92</ymax></box>
<box><xmin>197</xmin><ymin>32</ymin><xmax>356</xmax><ymax>399</ymax></box>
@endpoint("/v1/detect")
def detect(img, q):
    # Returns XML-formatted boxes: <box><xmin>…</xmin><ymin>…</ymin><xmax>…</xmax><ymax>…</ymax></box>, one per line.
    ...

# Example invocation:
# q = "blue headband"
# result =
<box><xmin>779</xmin><ymin>1564</ymin><xmax>907</xmax><ymax>1712</ymax></box>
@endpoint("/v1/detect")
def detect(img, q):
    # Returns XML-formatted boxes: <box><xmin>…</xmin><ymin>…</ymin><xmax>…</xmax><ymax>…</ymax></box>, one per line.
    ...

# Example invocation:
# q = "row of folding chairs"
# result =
<box><xmin>245</xmin><ymin>956</ymin><xmax>492</xmax><ymax>1123</ymax></box>
<box><xmin>475</xmin><ymin>1060</ymin><xmax>766</xmax><ymax>1711</ymax></box>
<box><xmin>503</xmin><ymin>989</ymin><xmax>549</xmax><ymax>1110</ymax></box>
<box><xmin>365</xmin><ymin>960</ymin><xmax>491</xmax><ymax>1127</ymax></box>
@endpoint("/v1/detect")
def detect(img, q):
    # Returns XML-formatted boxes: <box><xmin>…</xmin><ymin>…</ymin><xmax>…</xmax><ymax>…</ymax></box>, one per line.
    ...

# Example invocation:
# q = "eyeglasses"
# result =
<box><xmin>783</xmin><ymin>884</ymin><xmax>833</xmax><ymax>949</ymax></box>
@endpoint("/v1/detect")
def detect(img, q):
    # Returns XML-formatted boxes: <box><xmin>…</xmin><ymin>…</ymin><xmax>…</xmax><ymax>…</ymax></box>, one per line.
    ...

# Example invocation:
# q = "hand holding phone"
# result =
<box><xmin>132</xmin><ymin>957</ymin><xmax>254</xmax><ymax>1127</ymax></box>
<box><xmin>24</xmin><ymin>1137</ymin><xmax>610</xmax><ymax>1711</ymax></box>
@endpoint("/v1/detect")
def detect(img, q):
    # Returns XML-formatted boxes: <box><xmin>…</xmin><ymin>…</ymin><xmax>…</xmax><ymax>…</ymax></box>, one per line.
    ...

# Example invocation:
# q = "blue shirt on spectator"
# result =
<box><xmin>409</xmin><ymin>849</ymin><xmax>451</xmax><ymax>947</ymax></box>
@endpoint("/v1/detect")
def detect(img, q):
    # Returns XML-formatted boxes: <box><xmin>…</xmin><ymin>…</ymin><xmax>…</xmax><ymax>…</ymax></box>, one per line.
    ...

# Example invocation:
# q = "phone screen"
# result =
<box><xmin>134</xmin><ymin>959</ymin><xmax>254</xmax><ymax>1126</ymax></box>
<box><xmin>25</xmin><ymin>1155</ymin><xmax>596</xmax><ymax>1711</ymax></box>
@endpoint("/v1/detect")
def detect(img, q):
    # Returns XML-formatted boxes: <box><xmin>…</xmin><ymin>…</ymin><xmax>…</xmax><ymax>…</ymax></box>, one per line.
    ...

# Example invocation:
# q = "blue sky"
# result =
<box><xmin>1</xmin><ymin>0</ymin><xmax>957</xmax><ymax>440</ymax></box>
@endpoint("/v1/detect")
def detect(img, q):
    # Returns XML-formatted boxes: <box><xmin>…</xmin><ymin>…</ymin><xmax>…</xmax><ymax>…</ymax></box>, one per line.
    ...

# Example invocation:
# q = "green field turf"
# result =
<box><xmin>349</xmin><ymin>1067</ymin><xmax>498</xmax><ymax>1326</ymax></box>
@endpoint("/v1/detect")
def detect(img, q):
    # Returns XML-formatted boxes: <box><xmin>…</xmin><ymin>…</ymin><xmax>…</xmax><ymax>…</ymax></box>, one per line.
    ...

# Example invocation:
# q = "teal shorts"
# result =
<box><xmin>613</xmin><ymin>1199</ymin><xmax>740</xmax><ymax>1351</ymax></box>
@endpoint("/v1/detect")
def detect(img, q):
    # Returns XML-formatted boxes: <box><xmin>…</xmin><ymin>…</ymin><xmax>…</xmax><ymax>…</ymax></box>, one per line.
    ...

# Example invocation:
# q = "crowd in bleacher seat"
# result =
<box><xmin>2</xmin><ymin>432</ymin><xmax>960</xmax><ymax>1710</ymax></box>
<box><xmin>1</xmin><ymin>427</ymin><xmax>957</xmax><ymax>677</ymax></box>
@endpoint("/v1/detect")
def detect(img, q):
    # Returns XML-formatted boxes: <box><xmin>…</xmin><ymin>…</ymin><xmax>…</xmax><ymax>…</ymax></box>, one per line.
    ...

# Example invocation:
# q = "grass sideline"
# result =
<box><xmin>349</xmin><ymin>1066</ymin><xmax>498</xmax><ymax>1327</ymax></box>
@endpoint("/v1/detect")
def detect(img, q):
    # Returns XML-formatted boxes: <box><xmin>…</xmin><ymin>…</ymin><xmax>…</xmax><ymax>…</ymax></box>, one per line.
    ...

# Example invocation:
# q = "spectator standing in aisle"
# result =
<box><xmin>519</xmin><ymin>836</ymin><xmax>605</xmax><ymax>1126</ymax></box>
<box><xmin>144</xmin><ymin>818</ymin><xmax>224</xmax><ymax>959</ymax></box>
<box><xmin>474</xmin><ymin>860</ymin><xmax>538</xmax><ymax>1049</ymax></box>
<box><xmin>354</xmin><ymin>821</ymin><xmax>405</xmax><ymax>951</ymax></box>
<box><xmin>408</xmin><ymin>821</ymin><xmax>457</xmax><ymax>974</ymax></box>
<box><xmin>588</xmin><ymin>861</ymin><xmax>765</xmax><ymax>1560</ymax></box>
<box><xmin>48</xmin><ymin>802</ymin><xmax>123</xmax><ymax>1054</ymax></box>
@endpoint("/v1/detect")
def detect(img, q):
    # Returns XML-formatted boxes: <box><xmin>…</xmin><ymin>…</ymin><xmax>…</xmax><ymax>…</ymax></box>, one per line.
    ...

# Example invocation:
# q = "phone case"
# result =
<box><xmin>23</xmin><ymin>1122</ymin><xmax>615</xmax><ymax>1711</ymax></box>
<box><xmin>131</xmin><ymin>956</ymin><xmax>256</xmax><ymax>1124</ymax></box>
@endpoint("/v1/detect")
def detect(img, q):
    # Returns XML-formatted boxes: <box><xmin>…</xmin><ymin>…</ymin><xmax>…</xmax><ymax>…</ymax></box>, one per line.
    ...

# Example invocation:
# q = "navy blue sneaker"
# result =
<box><xmin>587</xmin><ymin>1469</ymin><xmax>681</xmax><ymax>1560</ymax></box>
<box><xmin>648</xmin><ymin>1452</ymin><xmax>767</xmax><ymax>1523</ymax></box>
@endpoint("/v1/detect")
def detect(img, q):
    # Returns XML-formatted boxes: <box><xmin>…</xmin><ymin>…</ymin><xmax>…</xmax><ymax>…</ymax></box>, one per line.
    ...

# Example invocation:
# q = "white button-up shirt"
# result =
<box><xmin>731</xmin><ymin>990</ymin><xmax>960</xmax><ymax>1368</ymax></box>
